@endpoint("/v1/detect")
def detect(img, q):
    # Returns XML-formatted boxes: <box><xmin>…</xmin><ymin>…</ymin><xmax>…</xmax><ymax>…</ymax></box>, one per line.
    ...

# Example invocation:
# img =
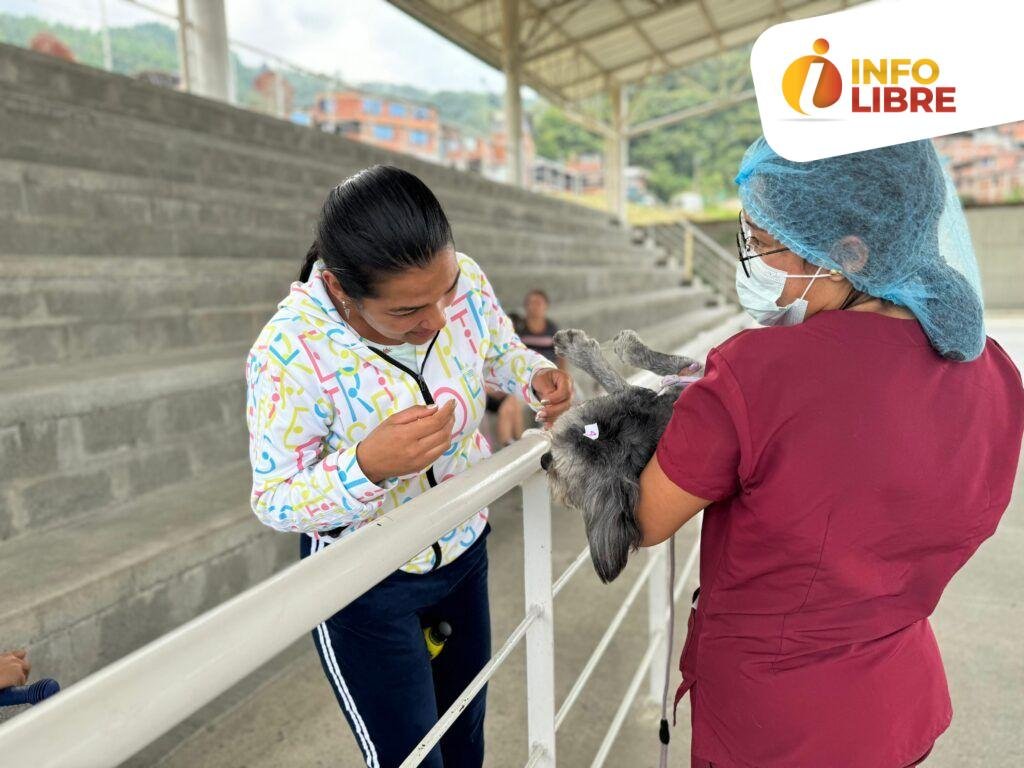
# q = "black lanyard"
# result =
<box><xmin>366</xmin><ymin>332</ymin><xmax>445</xmax><ymax>572</ymax></box>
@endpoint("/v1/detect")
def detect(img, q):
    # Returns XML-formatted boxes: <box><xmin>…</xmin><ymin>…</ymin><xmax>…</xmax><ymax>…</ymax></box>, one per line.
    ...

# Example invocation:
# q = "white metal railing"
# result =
<box><xmin>636</xmin><ymin>219</ymin><xmax>739</xmax><ymax>304</ymax></box>
<box><xmin>0</xmin><ymin>313</ymin><xmax>748</xmax><ymax>767</ymax></box>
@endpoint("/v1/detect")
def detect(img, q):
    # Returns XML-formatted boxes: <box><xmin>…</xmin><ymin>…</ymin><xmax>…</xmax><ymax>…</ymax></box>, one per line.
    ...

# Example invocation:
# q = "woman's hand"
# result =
<box><xmin>531</xmin><ymin>368</ymin><xmax>573</xmax><ymax>428</ymax></box>
<box><xmin>0</xmin><ymin>650</ymin><xmax>29</xmax><ymax>689</ymax></box>
<box><xmin>356</xmin><ymin>402</ymin><xmax>457</xmax><ymax>484</ymax></box>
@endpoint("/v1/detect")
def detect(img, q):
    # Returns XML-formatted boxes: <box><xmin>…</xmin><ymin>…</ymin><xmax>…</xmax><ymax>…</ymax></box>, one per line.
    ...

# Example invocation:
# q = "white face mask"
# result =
<box><xmin>735</xmin><ymin>257</ymin><xmax>826</xmax><ymax>327</ymax></box>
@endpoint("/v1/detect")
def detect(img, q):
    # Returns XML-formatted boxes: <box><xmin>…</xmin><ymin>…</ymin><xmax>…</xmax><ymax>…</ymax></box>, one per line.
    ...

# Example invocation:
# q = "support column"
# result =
<box><xmin>501</xmin><ymin>0</ymin><xmax>523</xmax><ymax>187</ymax></box>
<box><xmin>98</xmin><ymin>0</ymin><xmax>113</xmax><ymax>70</ymax></box>
<box><xmin>183</xmin><ymin>0</ymin><xmax>231</xmax><ymax>101</ymax></box>
<box><xmin>606</xmin><ymin>82</ymin><xmax>629</xmax><ymax>225</ymax></box>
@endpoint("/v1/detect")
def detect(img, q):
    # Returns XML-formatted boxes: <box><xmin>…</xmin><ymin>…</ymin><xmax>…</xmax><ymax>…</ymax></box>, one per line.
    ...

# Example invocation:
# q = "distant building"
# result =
<box><xmin>252</xmin><ymin>69</ymin><xmax>295</xmax><ymax>116</ymax></box>
<box><xmin>626</xmin><ymin>166</ymin><xmax>656</xmax><ymax>204</ymax></box>
<box><xmin>311</xmin><ymin>90</ymin><xmax>441</xmax><ymax>163</ymax></box>
<box><xmin>567</xmin><ymin>153</ymin><xmax>604</xmax><ymax>194</ymax></box>
<box><xmin>29</xmin><ymin>32</ymin><xmax>75</xmax><ymax>62</ymax></box>
<box><xmin>671</xmin><ymin>190</ymin><xmax>704</xmax><ymax>214</ymax></box>
<box><xmin>532</xmin><ymin>157</ymin><xmax>582</xmax><ymax>194</ymax></box>
<box><xmin>442</xmin><ymin>124</ymin><xmax>489</xmax><ymax>175</ymax></box>
<box><xmin>487</xmin><ymin>113</ymin><xmax>536</xmax><ymax>187</ymax></box>
<box><xmin>136</xmin><ymin>70</ymin><xmax>180</xmax><ymax>89</ymax></box>
<box><xmin>934</xmin><ymin>123</ymin><xmax>1024</xmax><ymax>204</ymax></box>
<box><xmin>440</xmin><ymin>114</ymin><xmax>536</xmax><ymax>187</ymax></box>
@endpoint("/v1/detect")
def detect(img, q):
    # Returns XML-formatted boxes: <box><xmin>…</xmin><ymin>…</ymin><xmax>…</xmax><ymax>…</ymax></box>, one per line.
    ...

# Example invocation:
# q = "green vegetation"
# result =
<box><xmin>533</xmin><ymin>47</ymin><xmax>761</xmax><ymax>206</ymax></box>
<box><xmin>0</xmin><ymin>11</ymin><xmax>759</xmax><ymax>205</ymax></box>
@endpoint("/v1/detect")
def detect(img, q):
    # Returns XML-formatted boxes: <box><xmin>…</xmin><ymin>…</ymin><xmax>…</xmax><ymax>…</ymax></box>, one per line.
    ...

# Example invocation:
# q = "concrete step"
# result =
<box><xmin>0</xmin><ymin>276</ymin><xmax>695</xmax><ymax>371</ymax></box>
<box><xmin>0</xmin><ymin>257</ymin><xmax>675</xmax><ymax>325</ymax></box>
<box><xmin>0</xmin><ymin>256</ymin><xmax>674</xmax><ymax>324</ymax></box>
<box><xmin>554</xmin><ymin>285</ymin><xmax>718</xmax><ymax>344</ymax></box>
<box><xmin>0</xmin><ymin>302</ymin><xmax>275</xmax><ymax>370</ymax></box>
<box><xmin>485</xmin><ymin>264</ymin><xmax>688</xmax><ymax>310</ymax></box>
<box><xmin>0</xmin><ymin>212</ymin><xmax>649</xmax><ymax>269</ymax></box>
<box><xmin>0</xmin><ymin>79</ymin><xmax>622</xmax><ymax>238</ymax></box>
<box><xmin>0</xmin><ymin>460</ymin><xmax>292</xmax><ymax>691</ymax></box>
<box><xmin>0</xmin><ymin>256</ymin><xmax>294</xmax><ymax>321</ymax></box>
<box><xmin>0</xmin><ymin>157</ymin><xmax>634</xmax><ymax>246</ymax></box>
<box><xmin>0</xmin><ymin>342</ymin><xmax>250</xmax><ymax>541</ymax></box>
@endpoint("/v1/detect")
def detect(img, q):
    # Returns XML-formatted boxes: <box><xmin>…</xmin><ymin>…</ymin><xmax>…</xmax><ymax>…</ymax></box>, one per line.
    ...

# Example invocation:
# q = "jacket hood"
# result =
<box><xmin>277</xmin><ymin>260</ymin><xmax>371</xmax><ymax>350</ymax></box>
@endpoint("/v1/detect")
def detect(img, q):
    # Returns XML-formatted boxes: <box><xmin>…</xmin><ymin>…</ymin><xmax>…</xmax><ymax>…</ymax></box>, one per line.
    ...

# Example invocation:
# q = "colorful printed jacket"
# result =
<box><xmin>245</xmin><ymin>252</ymin><xmax>557</xmax><ymax>573</ymax></box>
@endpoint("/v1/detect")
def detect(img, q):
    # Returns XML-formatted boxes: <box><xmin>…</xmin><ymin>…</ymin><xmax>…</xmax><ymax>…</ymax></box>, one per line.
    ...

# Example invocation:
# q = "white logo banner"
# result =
<box><xmin>751</xmin><ymin>0</ymin><xmax>1018</xmax><ymax>160</ymax></box>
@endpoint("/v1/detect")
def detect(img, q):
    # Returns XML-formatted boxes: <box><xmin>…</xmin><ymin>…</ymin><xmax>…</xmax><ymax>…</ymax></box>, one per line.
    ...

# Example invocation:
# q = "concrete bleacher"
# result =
<box><xmin>0</xmin><ymin>39</ymin><xmax>735</xmax><ymax>761</ymax></box>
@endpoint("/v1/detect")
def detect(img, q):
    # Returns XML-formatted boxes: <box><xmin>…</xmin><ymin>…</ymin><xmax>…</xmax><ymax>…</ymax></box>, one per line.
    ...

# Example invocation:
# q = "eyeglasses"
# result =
<box><xmin>736</xmin><ymin>211</ymin><xmax>790</xmax><ymax>278</ymax></box>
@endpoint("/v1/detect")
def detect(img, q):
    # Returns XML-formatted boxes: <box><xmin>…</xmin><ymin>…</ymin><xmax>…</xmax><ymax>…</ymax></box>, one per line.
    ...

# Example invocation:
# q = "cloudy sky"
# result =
<box><xmin>9</xmin><ymin>0</ymin><xmax>507</xmax><ymax>92</ymax></box>
<box><xmin>224</xmin><ymin>0</ymin><xmax>506</xmax><ymax>92</ymax></box>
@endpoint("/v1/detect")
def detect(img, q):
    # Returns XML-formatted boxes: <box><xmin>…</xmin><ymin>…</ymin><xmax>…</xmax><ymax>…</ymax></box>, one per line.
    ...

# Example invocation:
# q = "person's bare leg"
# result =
<box><xmin>496</xmin><ymin>394</ymin><xmax>515</xmax><ymax>446</ymax></box>
<box><xmin>511</xmin><ymin>400</ymin><xmax>526</xmax><ymax>441</ymax></box>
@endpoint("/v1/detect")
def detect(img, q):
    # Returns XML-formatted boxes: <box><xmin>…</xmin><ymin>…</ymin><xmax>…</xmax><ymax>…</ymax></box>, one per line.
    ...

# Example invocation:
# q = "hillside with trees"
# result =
<box><xmin>1</xmin><ymin>11</ymin><xmax>759</xmax><ymax>203</ymax></box>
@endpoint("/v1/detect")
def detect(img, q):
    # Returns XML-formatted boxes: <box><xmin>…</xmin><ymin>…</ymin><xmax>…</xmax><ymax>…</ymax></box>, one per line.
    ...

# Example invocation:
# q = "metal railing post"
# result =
<box><xmin>274</xmin><ymin>68</ymin><xmax>286</xmax><ymax>118</ymax></box>
<box><xmin>682</xmin><ymin>224</ymin><xmax>695</xmax><ymax>284</ymax></box>
<box><xmin>175</xmin><ymin>0</ymin><xmax>191</xmax><ymax>92</ymax></box>
<box><xmin>645</xmin><ymin>540</ymin><xmax>670</xmax><ymax>704</ymax></box>
<box><xmin>522</xmin><ymin>472</ymin><xmax>556</xmax><ymax>766</ymax></box>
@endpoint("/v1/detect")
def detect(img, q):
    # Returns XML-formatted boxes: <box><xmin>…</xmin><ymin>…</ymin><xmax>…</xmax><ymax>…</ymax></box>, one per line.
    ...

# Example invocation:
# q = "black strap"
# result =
<box><xmin>366</xmin><ymin>331</ymin><xmax>440</xmax><ymax>383</ymax></box>
<box><xmin>366</xmin><ymin>332</ymin><xmax>445</xmax><ymax>571</ymax></box>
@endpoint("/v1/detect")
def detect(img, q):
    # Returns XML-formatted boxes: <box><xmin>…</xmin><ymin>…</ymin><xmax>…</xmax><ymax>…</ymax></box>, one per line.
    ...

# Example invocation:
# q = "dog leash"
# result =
<box><xmin>658</xmin><ymin>534</ymin><xmax>676</xmax><ymax>768</ymax></box>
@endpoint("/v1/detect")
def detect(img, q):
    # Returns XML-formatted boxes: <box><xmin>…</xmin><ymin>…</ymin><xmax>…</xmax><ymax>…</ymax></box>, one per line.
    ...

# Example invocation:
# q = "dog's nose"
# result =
<box><xmin>540</xmin><ymin>451</ymin><xmax>552</xmax><ymax>472</ymax></box>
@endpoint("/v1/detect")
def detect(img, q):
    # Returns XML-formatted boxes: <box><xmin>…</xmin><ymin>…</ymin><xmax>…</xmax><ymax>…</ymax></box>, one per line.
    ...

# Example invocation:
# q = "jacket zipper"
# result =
<box><xmin>366</xmin><ymin>332</ymin><xmax>444</xmax><ymax>572</ymax></box>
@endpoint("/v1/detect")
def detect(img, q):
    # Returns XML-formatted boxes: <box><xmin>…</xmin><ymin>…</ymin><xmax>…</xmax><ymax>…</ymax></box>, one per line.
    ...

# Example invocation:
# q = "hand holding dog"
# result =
<box><xmin>531</xmin><ymin>368</ymin><xmax>573</xmax><ymax>427</ymax></box>
<box><xmin>356</xmin><ymin>401</ymin><xmax>457</xmax><ymax>484</ymax></box>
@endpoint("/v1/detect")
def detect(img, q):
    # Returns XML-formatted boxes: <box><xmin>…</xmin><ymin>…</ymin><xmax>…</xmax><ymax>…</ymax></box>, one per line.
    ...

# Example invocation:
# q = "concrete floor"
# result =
<box><xmin>150</xmin><ymin>315</ymin><xmax>1024</xmax><ymax>768</ymax></box>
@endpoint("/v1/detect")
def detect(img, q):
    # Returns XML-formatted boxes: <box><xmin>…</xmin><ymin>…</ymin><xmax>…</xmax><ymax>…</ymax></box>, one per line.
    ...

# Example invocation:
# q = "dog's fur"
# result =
<box><xmin>540</xmin><ymin>329</ymin><xmax>701</xmax><ymax>583</ymax></box>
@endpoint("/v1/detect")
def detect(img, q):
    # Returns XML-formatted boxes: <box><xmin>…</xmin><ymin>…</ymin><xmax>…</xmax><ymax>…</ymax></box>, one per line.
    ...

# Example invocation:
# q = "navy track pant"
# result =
<box><xmin>300</xmin><ymin>525</ymin><xmax>491</xmax><ymax>768</ymax></box>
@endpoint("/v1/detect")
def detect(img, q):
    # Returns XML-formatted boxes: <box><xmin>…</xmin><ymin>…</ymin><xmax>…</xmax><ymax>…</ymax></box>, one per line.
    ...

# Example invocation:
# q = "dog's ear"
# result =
<box><xmin>583</xmin><ymin>477</ymin><xmax>644</xmax><ymax>583</ymax></box>
<box><xmin>612</xmin><ymin>329</ymin><xmax>702</xmax><ymax>377</ymax></box>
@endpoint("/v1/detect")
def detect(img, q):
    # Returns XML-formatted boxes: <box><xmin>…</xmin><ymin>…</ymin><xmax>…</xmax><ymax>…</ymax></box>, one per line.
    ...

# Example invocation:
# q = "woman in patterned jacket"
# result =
<box><xmin>245</xmin><ymin>165</ymin><xmax>573</xmax><ymax>768</ymax></box>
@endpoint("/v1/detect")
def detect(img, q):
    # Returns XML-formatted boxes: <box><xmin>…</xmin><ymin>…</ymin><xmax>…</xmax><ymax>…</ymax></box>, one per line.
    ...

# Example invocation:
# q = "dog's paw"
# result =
<box><xmin>554</xmin><ymin>328</ymin><xmax>600</xmax><ymax>358</ymax></box>
<box><xmin>611</xmin><ymin>329</ymin><xmax>642</xmax><ymax>361</ymax></box>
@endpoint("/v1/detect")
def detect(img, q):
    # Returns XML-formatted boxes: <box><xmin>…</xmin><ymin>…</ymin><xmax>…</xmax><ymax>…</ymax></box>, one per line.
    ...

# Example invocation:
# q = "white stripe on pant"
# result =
<box><xmin>312</xmin><ymin>537</ymin><xmax>381</xmax><ymax>768</ymax></box>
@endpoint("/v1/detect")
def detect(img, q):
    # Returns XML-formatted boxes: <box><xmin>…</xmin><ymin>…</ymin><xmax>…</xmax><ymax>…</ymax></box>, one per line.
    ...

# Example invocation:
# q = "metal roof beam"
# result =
<box><xmin>524</xmin><ymin>0</ymin><xmax>688</xmax><ymax>62</ymax></box>
<box><xmin>553</xmin><ymin>0</ymin><xmax>827</xmax><ymax>92</ymax></box>
<box><xmin>448</xmin><ymin>0</ymin><xmax>490</xmax><ymax>16</ymax></box>
<box><xmin>520</xmin><ymin>0</ymin><xmax>611</xmax><ymax>85</ymax></box>
<box><xmin>626</xmin><ymin>87</ymin><xmax>755</xmax><ymax>136</ymax></box>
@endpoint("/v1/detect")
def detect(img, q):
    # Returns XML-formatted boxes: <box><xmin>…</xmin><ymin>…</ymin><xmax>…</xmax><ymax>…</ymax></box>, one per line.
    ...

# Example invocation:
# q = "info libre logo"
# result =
<box><xmin>781</xmin><ymin>38</ymin><xmax>956</xmax><ymax>116</ymax></box>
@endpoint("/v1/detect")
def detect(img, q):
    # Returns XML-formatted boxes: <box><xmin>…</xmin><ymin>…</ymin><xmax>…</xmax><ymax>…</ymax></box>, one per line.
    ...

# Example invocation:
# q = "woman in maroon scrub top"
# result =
<box><xmin>636</xmin><ymin>138</ymin><xmax>1024</xmax><ymax>768</ymax></box>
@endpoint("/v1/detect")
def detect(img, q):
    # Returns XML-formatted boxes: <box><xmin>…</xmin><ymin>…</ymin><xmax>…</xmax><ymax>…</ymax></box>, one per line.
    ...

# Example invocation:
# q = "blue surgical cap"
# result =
<box><xmin>735</xmin><ymin>137</ymin><xmax>985</xmax><ymax>361</ymax></box>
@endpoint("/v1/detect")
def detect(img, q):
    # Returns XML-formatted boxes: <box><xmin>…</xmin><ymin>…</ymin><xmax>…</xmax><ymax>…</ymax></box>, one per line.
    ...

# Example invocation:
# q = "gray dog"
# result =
<box><xmin>539</xmin><ymin>329</ymin><xmax>701</xmax><ymax>583</ymax></box>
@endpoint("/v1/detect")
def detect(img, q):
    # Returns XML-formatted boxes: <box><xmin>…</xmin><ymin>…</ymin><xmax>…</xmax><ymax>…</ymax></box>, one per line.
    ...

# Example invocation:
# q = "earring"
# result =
<box><xmin>341</xmin><ymin>301</ymin><xmax>351</xmax><ymax>319</ymax></box>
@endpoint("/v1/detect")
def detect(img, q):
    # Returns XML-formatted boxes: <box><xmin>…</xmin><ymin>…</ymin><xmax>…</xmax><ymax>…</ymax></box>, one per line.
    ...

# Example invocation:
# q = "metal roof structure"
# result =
<box><xmin>385</xmin><ymin>0</ymin><xmax>867</xmax><ymax>219</ymax></box>
<box><xmin>387</xmin><ymin>0</ymin><xmax>863</xmax><ymax>111</ymax></box>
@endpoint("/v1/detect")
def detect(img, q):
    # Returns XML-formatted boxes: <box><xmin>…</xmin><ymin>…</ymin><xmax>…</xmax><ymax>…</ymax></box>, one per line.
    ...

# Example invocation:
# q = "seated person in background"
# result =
<box><xmin>486</xmin><ymin>289</ymin><xmax>566</xmax><ymax>446</ymax></box>
<box><xmin>0</xmin><ymin>650</ymin><xmax>30</xmax><ymax>689</ymax></box>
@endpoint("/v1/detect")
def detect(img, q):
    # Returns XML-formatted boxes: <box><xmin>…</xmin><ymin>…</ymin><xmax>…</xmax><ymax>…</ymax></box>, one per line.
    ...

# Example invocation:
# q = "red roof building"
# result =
<box><xmin>311</xmin><ymin>90</ymin><xmax>441</xmax><ymax>163</ymax></box>
<box><xmin>29</xmin><ymin>32</ymin><xmax>75</xmax><ymax>62</ymax></box>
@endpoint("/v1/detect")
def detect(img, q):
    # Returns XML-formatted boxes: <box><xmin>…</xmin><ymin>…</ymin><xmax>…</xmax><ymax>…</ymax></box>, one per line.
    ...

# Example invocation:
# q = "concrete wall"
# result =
<box><xmin>698</xmin><ymin>209</ymin><xmax>1023</xmax><ymax>311</ymax></box>
<box><xmin>965</xmin><ymin>205</ymin><xmax>1024</xmax><ymax>310</ymax></box>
